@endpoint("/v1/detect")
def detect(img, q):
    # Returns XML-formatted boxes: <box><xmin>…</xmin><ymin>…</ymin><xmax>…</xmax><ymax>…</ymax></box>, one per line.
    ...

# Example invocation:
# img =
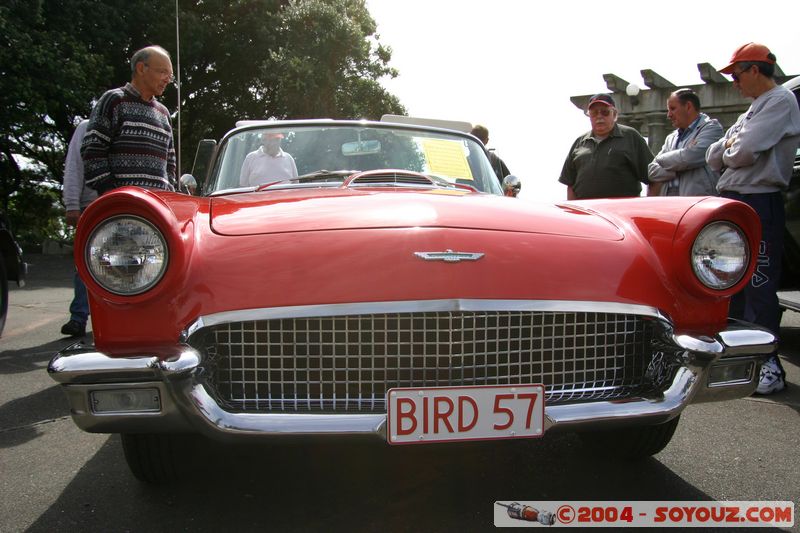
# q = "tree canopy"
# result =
<box><xmin>0</xmin><ymin>0</ymin><xmax>405</xmax><ymax>245</ymax></box>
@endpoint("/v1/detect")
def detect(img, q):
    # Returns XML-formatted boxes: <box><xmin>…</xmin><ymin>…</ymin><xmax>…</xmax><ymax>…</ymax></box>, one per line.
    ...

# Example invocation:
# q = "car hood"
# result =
<box><xmin>209</xmin><ymin>188</ymin><xmax>623</xmax><ymax>239</ymax></box>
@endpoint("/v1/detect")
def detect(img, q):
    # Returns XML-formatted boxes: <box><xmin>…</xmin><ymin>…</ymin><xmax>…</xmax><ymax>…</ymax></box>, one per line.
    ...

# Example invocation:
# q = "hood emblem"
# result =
<box><xmin>414</xmin><ymin>250</ymin><xmax>485</xmax><ymax>263</ymax></box>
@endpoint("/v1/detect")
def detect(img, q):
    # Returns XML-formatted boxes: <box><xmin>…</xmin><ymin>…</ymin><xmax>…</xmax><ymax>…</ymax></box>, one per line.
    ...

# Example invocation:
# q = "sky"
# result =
<box><xmin>366</xmin><ymin>0</ymin><xmax>800</xmax><ymax>202</ymax></box>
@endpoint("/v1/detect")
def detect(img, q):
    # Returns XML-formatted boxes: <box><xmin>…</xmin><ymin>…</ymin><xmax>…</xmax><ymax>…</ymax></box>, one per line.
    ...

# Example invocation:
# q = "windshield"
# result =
<box><xmin>204</xmin><ymin>123</ymin><xmax>503</xmax><ymax>195</ymax></box>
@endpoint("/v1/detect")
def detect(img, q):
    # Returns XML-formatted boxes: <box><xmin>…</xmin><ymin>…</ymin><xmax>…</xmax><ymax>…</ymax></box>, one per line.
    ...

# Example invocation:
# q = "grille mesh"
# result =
<box><xmin>198</xmin><ymin>311</ymin><xmax>656</xmax><ymax>413</ymax></box>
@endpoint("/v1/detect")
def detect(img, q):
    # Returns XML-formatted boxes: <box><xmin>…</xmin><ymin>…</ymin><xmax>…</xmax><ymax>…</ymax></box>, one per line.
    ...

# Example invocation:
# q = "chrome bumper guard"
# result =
<box><xmin>48</xmin><ymin>319</ymin><xmax>776</xmax><ymax>439</ymax></box>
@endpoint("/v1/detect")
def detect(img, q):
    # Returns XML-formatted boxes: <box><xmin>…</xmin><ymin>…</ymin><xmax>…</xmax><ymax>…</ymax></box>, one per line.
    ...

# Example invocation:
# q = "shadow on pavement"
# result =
<box><xmin>0</xmin><ymin>338</ymin><xmax>83</xmax><ymax>376</ymax></box>
<box><xmin>0</xmin><ymin>338</ymin><xmax>89</xmax><ymax>448</ymax></box>
<box><xmin>25</xmin><ymin>432</ymin><xmax>741</xmax><ymax>533</ymax></box>
<box><xmin>0</xmin><ymin>385</ymin><xmax>69</xmax><ymax>449</ymax></box>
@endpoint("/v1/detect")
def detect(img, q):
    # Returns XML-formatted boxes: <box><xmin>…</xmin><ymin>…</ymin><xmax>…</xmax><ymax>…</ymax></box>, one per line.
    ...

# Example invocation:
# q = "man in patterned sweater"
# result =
<box><xmin>82</xmin><ymin>45</ymin><xmax>177</xmax><ymax>193</ymax></box>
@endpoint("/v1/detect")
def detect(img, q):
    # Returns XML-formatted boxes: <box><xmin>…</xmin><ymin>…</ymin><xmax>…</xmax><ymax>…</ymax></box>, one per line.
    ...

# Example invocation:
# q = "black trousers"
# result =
<box><xmin>721</xmin><ymin>191</ymin><xmax>784</xmax><ymax>339</ymax></box>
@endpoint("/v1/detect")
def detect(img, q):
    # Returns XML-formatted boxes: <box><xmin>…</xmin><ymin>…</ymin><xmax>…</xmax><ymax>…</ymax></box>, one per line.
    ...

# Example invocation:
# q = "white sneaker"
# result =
<box><xmin>756</xmin><ymin>356</ymin><xmax>785</xmax><ymax>395</ymax></box>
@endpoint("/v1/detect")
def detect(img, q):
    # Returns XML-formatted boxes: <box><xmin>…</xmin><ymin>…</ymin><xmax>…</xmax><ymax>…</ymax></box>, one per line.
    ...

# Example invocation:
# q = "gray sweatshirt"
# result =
<box><xmin>706</xmin><ymin>84</ymin><xmax>800</xmax><ymax>194</ymax></box>
<box><xmin>63</xmin><ymin>119</ymin><xmax>98</xmax><ymax>211</ymax></box>
<box><xmin>649</xmin><ymin>113</ymin><xmax>723</xmax><ymax>196</ymax></box>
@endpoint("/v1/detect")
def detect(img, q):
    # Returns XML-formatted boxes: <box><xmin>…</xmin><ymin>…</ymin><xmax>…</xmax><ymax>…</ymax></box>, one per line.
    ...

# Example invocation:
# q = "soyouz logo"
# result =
<box><xmin>493</xmin><ymin>501</ymin><xmax>794</xmax><ymax>528</ymax></box>
<box><xmin>496</xmin><ymin>502</ymin><xmax>555</xmax><ymax>526</ymax></box>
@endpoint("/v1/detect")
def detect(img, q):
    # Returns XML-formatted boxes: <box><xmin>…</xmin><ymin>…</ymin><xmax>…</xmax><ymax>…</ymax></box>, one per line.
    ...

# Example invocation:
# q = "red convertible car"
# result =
<box><xmin>49</xmin><ymin>119</ymin><xmax>775</xmax><ymax>482</ymax></box>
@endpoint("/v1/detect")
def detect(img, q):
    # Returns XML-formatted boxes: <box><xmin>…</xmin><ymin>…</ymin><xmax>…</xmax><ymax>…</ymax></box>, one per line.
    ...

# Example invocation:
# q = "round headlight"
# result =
<box><xmin>691</xmin><ymin>221</ymin><xmax>749</xmax><ymax>290</ymax></box>
<box><xmin>86</xmin><ymin>216</ymin><xmax>168</xmax><ymax>295</ymax></box>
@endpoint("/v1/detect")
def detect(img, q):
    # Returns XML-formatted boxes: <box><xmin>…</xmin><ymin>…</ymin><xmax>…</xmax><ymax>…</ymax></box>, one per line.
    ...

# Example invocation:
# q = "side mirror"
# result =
<box><xmin>179</xmin><ymin>174</ymin><xmax>197</xmax><ymax>195</ymax></box>
<box><xmin>503</xmin><ymin>175</ymin><xmax>521</xmax><ymax>197</ymax></box>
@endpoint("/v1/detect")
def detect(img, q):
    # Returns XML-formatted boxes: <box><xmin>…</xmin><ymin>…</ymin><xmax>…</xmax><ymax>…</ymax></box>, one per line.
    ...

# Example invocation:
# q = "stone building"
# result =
<box><xmin>570</xmin><ymin>63</ymin><xmax>797</xmax><ymax>154</ymax></box>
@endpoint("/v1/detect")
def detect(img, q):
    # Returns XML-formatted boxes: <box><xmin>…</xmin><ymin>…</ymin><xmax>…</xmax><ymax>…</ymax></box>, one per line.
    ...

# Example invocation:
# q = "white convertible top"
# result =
<box><xmin>380</xmin><ymin>114</ymin><xmax>472</xmax><ymax>133</ymax></box>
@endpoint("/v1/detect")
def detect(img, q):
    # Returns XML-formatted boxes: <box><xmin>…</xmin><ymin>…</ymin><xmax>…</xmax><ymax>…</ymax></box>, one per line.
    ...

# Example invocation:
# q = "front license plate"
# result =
<box><xmin>387</xmin><ymin>384</ymin><xmax>545</xmax><ymax>445</ymax></box>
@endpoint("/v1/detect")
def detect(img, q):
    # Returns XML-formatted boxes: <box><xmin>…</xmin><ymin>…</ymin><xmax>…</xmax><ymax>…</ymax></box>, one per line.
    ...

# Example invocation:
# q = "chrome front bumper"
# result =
<box><xmin>48</xmin><ymin>319</ymin><xmax>776</xmax><ymax>440</ymax></box>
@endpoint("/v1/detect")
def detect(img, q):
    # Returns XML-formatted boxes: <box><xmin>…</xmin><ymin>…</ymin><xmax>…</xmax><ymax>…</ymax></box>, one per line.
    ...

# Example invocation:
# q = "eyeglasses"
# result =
<box><xmin>730</xmin><ymin>66</ymin><xmax>750</xmax><ymax>83</ymax></box>
<box><xmin>585</xmin><ymin>107</ymin><xmax>614</xmax><ymax>118</ymax></box>
<box><xmin>145</xmin><ymin>63</ymin><xmax>174</xmax><ymax>82</ymax></box>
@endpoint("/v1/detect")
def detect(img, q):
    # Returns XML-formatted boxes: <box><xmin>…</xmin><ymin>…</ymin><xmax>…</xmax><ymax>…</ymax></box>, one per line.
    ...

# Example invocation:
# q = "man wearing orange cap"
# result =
<box><xmin>239</xmin><ymin>131</ymin><xmax>298</xmax><ymax>187</ymax></box>
<box><xmin>706</xmin><ymin>43</ymin><xmax>800</xmax><ymax>394</ymax></box>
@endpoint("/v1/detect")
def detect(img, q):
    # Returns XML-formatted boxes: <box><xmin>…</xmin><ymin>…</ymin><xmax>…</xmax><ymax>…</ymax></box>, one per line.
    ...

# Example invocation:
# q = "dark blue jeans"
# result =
<box><xmin>721</xmin><ymin>191</ymin><xmax>784</xmax><ymax>338</ymax></box>
<box><xmin>69</xmin><ymin>268</ymin><xmax>89</xmax><ymax>325</ymax></box>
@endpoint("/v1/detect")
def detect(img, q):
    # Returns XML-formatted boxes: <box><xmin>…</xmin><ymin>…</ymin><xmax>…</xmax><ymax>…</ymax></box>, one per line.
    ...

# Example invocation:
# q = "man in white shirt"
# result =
<box><xmin>239</xmin><ymin>132</ymin><xmax>298</xmax><ymax>187</ymax></box>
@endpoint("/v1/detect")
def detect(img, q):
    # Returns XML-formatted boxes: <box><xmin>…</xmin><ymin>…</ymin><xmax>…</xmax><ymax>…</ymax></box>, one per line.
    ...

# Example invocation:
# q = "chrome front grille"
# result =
<box><xmin>195</xmin><ymin>311</ymin><xmax>658</xmax><ymax>413</ymax></box>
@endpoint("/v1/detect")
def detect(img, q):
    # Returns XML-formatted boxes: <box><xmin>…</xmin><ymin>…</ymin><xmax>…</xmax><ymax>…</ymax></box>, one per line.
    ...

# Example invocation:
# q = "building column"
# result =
<box><xmin>644</xmin><ymin>112</ymin><xmax>669</xmax><ymax>154</ymax></box>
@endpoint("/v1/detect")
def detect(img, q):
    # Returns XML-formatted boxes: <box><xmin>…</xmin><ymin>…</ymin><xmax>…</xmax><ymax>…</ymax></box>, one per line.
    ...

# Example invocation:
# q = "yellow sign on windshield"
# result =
<box><xmin>421</xmin><ymin>139</ymin><xmax>474</xmax><ymax>181</ymax></box>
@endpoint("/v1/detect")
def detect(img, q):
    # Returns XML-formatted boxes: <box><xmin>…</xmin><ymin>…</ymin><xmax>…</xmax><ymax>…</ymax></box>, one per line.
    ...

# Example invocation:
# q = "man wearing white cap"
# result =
<box><xmin>240</xmin><ymin>131</ymin><xmax>298</xmax><ymax>187</ymax></box>
<box><xmin>706</xmin><ymin>42</ymin><xmax>800</xmax><ymax>394</ymax></box>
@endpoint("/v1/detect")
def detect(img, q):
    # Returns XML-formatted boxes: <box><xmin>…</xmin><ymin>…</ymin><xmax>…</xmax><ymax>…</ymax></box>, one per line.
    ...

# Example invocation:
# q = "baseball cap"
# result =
<box><xmin>586</xmin><ymin>94</ymin><xmax>616</xmax><ymax>110</ymax></box>
<box><xmin>719</xmin><ymin>43</ymin><xmax>775</xmax><ymax>74</ymax></box>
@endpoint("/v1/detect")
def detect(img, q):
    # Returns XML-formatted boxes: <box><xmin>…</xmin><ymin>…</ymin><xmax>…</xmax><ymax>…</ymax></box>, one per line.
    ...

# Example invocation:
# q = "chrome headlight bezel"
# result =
<box><xmin>691</xmin><ymin>221</ymin><xmax>749</xmax><ymax>290</ymax></box>
<box><xmin>85</xmin><ymin>215</ymin><xmax>169</xmax><ymax>295</ymax></box>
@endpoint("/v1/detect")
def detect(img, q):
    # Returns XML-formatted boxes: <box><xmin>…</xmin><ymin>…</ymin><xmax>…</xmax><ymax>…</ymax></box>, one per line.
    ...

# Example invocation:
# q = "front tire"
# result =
<box><xmin>579</xmin><ymin>416</ymin><xmax>680</xmax><ymax>459</ymax></box>
<box><xmin>121</xmin><ymin>433</ymin><xmax>184</xmax><ymax>483</ymax></box>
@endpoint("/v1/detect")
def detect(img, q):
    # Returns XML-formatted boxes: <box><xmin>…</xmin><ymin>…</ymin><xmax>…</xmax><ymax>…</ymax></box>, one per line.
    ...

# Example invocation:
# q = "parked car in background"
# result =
<box><xmin>0</xmin><ymin>211</ymin><xmax>27</xmax><ymax>336</ymax></box>
<box><xmin>778</xmin><ymin>75</ymin><xmax>800</xmax><ymax>311</ymax></box>
<box><xmin>49</xmin><ymin>119</ymin><xmax>776</xmax><ymax>483</ymax></box>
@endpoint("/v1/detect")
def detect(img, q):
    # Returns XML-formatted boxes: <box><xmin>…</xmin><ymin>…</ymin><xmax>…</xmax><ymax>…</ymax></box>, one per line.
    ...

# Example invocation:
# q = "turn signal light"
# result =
<box><xmin>708</xmin><ymin>361</ymin><xmax>754</xmax><ymax>387</ymax></box>
<box><xmin>90</xmin><ymin>388</ymin><xmax>161</xmax><ymax>413</ymax></box>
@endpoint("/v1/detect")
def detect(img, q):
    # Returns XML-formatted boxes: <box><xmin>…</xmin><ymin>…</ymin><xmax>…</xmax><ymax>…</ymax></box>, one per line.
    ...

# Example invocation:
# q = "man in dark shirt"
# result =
<box><xmin>470</xmin><ymin>124</ymin><xmax>510</xmax><ymax>186</ymax></box>
<box><xmin>559</xmin><ymin>94</ymin><xmax>653</xmax><ymax>200</ymax></box>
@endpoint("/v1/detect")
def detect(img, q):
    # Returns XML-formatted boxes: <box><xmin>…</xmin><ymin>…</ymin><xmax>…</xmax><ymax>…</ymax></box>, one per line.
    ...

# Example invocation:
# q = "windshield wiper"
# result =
<box><xmin>425</xmin><ymin>174</ymin><xmax>480</xmax><ymax>193</ymax></box>
<box><xmin>255</xmin><ymin>170</ymin><xmax>357</xmax><ymax>191</ymax></box>
<box><xmin>297</xmin><ymin>170</ymin><xmax>358</xmax><ymax>181</ymax></box>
